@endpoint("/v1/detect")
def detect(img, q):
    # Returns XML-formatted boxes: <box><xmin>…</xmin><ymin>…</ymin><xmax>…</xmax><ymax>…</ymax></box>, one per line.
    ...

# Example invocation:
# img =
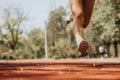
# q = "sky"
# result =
<box><xmin>0</xmin><ymin>0</ymin><xmax>69</xmax><ymax>32</ymax></box>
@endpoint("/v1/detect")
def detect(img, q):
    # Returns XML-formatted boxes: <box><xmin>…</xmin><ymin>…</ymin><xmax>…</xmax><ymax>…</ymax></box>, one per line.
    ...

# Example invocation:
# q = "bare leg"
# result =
<box><xmin>69</xmin><ymin>0</ymin><xmax>84</xmax><ymax>38</ymax></box>
<box><xmin>83</xmin><ymin>0</ymin><xmax>95</xmax><ymax>28</ymax></box>
<box><xmin>69</xmin><ymin>0</ymin><xmax>88</xmax><ymax>56</ymax></box>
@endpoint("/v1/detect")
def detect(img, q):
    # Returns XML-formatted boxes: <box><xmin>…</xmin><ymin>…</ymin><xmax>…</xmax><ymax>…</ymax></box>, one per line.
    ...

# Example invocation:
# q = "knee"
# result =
<box><xmin>73</xmin><ymin>10</ymin><xmax>84</xmax><ymax>24</ymax></box>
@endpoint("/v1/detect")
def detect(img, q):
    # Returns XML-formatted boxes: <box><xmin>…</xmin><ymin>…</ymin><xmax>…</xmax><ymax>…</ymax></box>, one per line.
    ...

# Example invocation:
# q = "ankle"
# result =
<box><xmin>76</xmin><ymin>37</ymin><xmax>84</xmax><ymax>47</ymax></box>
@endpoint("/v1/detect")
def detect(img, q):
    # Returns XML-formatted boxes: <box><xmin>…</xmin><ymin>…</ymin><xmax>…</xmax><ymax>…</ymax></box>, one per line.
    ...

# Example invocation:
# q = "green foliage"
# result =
<box><xmin>0</xmin><ymin>1</ymin><xmax>120</xmax><ymax>60</ymax></box>
<box><xmin>27</xmin><ymin>28</ymin><xmax>45</xmax><ymax>58</ymax></box>
<box><xmin>0</xmin><ymin>7</ymin><xmax>45</xmax><ymax>60</ymax></box>
<box><xmin>0</xmin><ymin>7</ymin><xmax>26</xmax><ymax>50</ymax></box>
<box><xmin>46</xmin><ymin>6</ymin><xmax>78</xmax><ymax>59</ymax></box>
<box><xmin>85</xmin><ymin>0</ymin><xmax>120</xmax><ymax>57</ymax></box>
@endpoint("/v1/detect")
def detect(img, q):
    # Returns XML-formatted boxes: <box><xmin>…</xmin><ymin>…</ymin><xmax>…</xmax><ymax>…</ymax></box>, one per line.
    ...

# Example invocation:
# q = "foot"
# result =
<box><xmin>79</xmin><ymin>40</ymin><xmax>89</xmax><ymax>57</ymax></box>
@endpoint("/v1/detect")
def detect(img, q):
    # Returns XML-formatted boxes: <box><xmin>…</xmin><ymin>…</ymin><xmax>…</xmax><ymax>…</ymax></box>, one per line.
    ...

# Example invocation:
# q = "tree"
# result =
<box><xmin>27</xmin><ymin>28</ymin><xmax>45</xmax><ymax>58</ymax></box>
<box><xmin>46</xmin><ymin>6</ymin><xmax>66</xmax><ymax>58</ymax></box>
<box><xmin>46</xmin><ymin>6</ymin><xmax>78</xmax><ymax>58</ymax></box>
<box><xmin>85</xmin><ymin>0</ymin><xmax>120</xmax><ymax>57</ymax></box>
<box><xmin>47</xmin><ymin>6</ymin><xmax>67</xmax><ymax>46</ymax></box>
<box><xmin>109</xmin><ymin>0</ymin><xmax>120</xmax><ymax>57</ymax></box>
<box><xmin>0</xmin><ymin>7</ymin><xmax>27</xmax><ymax>51</ymax></box>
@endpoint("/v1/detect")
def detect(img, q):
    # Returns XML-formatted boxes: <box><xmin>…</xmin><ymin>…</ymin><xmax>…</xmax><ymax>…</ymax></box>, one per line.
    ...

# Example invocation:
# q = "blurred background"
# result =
<box><xmin>0</xmin><ymin>0</ymin><xmax>120</xmax><ymax>60</ymax></box>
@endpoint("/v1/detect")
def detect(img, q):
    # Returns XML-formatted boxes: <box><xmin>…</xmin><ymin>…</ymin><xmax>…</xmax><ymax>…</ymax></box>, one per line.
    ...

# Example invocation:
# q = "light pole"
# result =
<box><xmin>44</xmin><ymin>21</ymin><xmax>48</xmax><ymax>59</ymax></box>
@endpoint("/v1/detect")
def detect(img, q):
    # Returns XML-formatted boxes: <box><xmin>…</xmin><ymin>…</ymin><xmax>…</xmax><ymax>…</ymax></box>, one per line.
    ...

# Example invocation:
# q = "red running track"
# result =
<box><xmin>0</xmin><ymin>59</ymin><xmax>120</xmax><ymax>80</ymax></box>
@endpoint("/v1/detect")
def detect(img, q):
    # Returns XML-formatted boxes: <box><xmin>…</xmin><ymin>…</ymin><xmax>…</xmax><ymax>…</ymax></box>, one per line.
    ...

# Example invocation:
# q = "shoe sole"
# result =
<box><xmin>79</xmin><ymin>41</ymin><xmax>89</xmax><ymax>57</ymax></box>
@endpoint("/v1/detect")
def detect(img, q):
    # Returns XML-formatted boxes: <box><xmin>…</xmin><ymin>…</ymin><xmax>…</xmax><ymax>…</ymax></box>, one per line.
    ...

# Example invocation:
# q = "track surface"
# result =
<box><xmin>0</xmin><ymin>59</ymin><xmax>120</xmax><ymax>80</ymax></box>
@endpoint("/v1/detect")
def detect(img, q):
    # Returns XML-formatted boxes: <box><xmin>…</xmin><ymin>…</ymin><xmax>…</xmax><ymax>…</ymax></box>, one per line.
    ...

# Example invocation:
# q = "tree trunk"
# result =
<box><xmin>113</xmin><ymin>40</ymin><xmax>118</xmax><ymax>57</ymax></box>
<box><xmin>106</xmin><ymin>43</ymin><xmax>111</xmax><ymax>57</ymax></box>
